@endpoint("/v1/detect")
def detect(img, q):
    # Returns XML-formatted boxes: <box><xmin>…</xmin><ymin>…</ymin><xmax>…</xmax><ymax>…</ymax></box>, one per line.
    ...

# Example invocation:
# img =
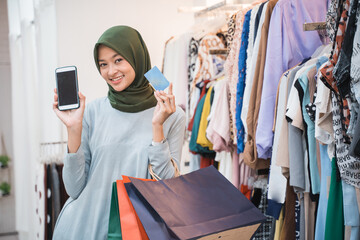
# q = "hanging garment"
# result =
<box><xmin>187</xmin><ymin>37</ymin><xmax>201</xmax><ymax>127</ymax></box>
<box><xmin>35</xmin><ymin>165</ymin><xmax>45</xmax><ymax>240</ymax></box>
<box><xmin>253</xmin><ymin>2</ymin><xmax>267</xmax><ymax>42</ymax></box>
<box><xmin>333</xmin><ymin>0</ymin><xmax>359</xmax><ymax>99</ymax></box>
<box><xmin>251</xmin><ymin>179</ymin><xmax>276</xmax><ymax>240</ymax></box>
<box><xmin>331</xmin><ymin>90</ymin><xmax>360</xmax><ymax>188</ymax></box>
<box><xmin>256</xmin><ymin>0</ymin><xmax>328</xmax><ymax>160</ymax></box>
<box><xmin>225</xmin><ymin>1</ymin><xmax>264</xmax><ymax>145</ymax></box>
<box><xmin>189</xmin><ymin>34</ymin><xmax>225</xmax><ymax>120</ymax></box>
<box><xmin>279</xmin><ymin>183</ymin><xmax>296</xmax><ymax>240</ymax></box>
<box><xmin>226</xmin><ymin>13</ymin><xmax>237</xmax><ymax>54</ymax></box>
<box><xmin>241</xmin><ymin>2</ymin><xmax>267</xmax><ymax>141</ymax></box>
<box><xmin>298</xmin><ymin>66</ymin><xmax>324</xmax><ymax>195</ymax></box>
<box><xmin>295</xmin><ymin>196</ymin><xmax>301</xmax><ymax>240</ymax></box>
<box><xmin>326</xmin><ymin>0</ymin><xmax>341</xmax><ymax>44</ymax></box>
<box><xmin>188</xmin><ymin>80</ymin><xmax>210</xmax><ymax>131</ymax></box>
<box><xmin>314</xmin><ymin>144</ymin><xmax>332</xmax><ymax>240</ymax></box>
<box><xmin>163</xmin><ymin>33</ymin><xmax>192</xmax><ymax>110</ymax></box>
<box><xmin>273</xmin><ymin>207</ymin><xmax>284</xmax><ymax>240</ymax></box>
<box><xmin>286</xmin><ymin>69</ymin><xmax>309</xmax><ymax>193</ymax></box>
<box><xmin>215</xmin><ymin>151</ymin><xmax>233</xmax><ymax>182</ymax></box>
<box><xmin>324</xmin><ymin>158</ymin><xmax>345</xmax><ymax>240</ymax></box>
<box><xmin>303</xmin><ymin>193</ymin><xmax>317</xmax><ymax>240</ymax></box>
<box><xmin>235</xmin><ymin>9</ymin><xmax>251</xmax><ymax>154</ymax></box>
<box><xmin>196</xmin><ymin>86</ymin><xmax>214</xmax><ymax>149</ymax></box>
<box><xmin>267</xmin><ymin>65</ymin><xmax>298</xmax><ymax>220</ymax></box>
<box><xmin>206</xmin><ymin>79</ymin><xmax>233</xmax><ymax>152</ymax></box>
<box><xmin>314</xmin><ymin>63</ymin><xmax>334</xmax><ymax>145</ymax></box>
<box><xmin>320</xmin><ymin>0</ymin><xmax>351</xmax><ymax>142</ymax></box>
<box><xmin>244</xmin><ymin>0</ymin><xmax>276</xmax><ymax>170</ymax></box>
<box><xmin>341</xmin><ymin>180</ymin><xmax>360</xmax><ymax>240</ymax></box>
<box><xmin>350</xmin><ymin>1</ymin><xmax>360</xmax><ymax>82</ymax></box>
<box><xmin>189</xmin><ymin>89</ymin><xmax>215</xmax><ymax>156</ymax></box>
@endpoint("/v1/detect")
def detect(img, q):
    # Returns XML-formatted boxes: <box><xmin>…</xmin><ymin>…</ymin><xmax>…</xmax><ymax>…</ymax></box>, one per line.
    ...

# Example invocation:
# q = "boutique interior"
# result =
<box><xmin>1</xmin><ymin>0</ymin><xmax>360</xmax><ymax>239</ymax></box>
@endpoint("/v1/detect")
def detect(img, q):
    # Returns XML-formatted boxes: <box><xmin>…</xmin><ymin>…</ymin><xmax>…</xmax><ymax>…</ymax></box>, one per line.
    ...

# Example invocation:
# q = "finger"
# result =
<box><xmin>53</xmin><ymin>101</ymin><xmax>60</xmax><ymax>113</ymax></box>
<box><xmin>154</xmin><ymin>91</ymin><xmax>163</xmax><ymax>103</ymax></box>
<box><xmin>170</xmin><ymin>95</ymin><xmax>176</xmax><ymax>112</ymax></box>
<box><xmin>54</xmin><ymin>88</ymin><xmax>57</xmax><ymax>93</ymax></box>
<box><xmin>168</xmin><ymin>82</ymin><xmax>173</xmax><ymax>95</ymax></box>
<box><xmin>155</xmin><ymin>92</ymin><xmax>166</xmax><ymax>109</ymax></box>
<box><xmin>157</xmin><ymin>91</ymin><xmax>173</xmax><ymax>107</ymax></box>
<box><xmin>78</xmin><ymin>91</ymin><xmax>86</xmax><ymax>109</ymax></box>
<box><xmin>79</xmin><ymin>91</ymin><xmax>85</xmax><ymax>99</ymax></box>
<box><xmin>157</xmin><ymin>94</ymin><xmax>172</xmax><ymax>112</ymax></box>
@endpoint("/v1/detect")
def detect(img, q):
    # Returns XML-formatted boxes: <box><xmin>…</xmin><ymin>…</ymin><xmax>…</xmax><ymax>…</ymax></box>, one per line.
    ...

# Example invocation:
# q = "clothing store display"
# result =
<box><xmin>127</xmin><ymin>0</ymin><xmax>360</xmax><ymax>239</ymax></box>
<box><xmin>256</xmin><ymin>0</ymin><xmax>327</xmax><ymax>160</ymax></box>
<box><xmin>16</xmin><ymin>0</ymin><xmax>360</xmax><ymax>238</ymax></box>
<box><xmin>225</xmin><ymin>1</ymin><xmax>264</xmax><ymax>145</ymax></box>
<box><xmin>243</xmin><ymin>0</ymin><xmax>273</xmax><ymax>170</ymax></box>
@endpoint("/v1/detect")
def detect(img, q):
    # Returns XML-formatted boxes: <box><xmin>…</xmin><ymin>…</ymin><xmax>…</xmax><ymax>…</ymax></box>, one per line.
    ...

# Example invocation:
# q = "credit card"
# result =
<box><xmin>144</xmin><ymin>66</ymin><xmax>170</xmax><ymax>91</ymax></box>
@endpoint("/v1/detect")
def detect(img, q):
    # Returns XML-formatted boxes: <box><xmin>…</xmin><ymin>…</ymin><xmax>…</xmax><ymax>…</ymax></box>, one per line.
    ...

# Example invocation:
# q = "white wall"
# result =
<box><xmin>55</xmin><ymin>0</ymin><xmax>195</xmax><ymax>103</ymax></box>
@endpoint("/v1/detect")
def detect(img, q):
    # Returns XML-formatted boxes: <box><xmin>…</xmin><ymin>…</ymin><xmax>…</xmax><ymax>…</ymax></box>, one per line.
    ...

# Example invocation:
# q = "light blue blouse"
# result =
<box><xmin>52</xmin><ymin>97</ymin><xmax>185</xmax><ymax>240</ymax></box>
<box><xmin>298</xmin><ymin>65</ymin><xmax>321</xmax><ymax>194</ymax></box>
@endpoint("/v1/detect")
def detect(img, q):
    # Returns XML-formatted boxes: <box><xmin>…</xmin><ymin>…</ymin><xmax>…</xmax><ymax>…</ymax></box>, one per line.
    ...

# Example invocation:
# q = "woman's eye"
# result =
<box><xmin>115</xmin><ymin>58</ymin><xmax>123</xmax><ymax>63</ymax></box>
<box><xmin>99</xmin><ymin>63</ymin><xmax>107</xmax><ymax>67</ymax></box>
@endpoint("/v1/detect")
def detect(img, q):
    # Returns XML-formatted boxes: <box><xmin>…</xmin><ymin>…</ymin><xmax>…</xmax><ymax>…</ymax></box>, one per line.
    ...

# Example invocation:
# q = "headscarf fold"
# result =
<box><xmin>94</xmin><ymin>25</ymin><xmax>157</xmax><ymax>112</ymax></box>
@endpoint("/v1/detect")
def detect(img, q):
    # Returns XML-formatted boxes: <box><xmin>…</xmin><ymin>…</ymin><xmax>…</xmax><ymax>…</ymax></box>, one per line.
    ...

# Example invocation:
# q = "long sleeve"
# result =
<box><xmin>148</xmin><ymin>106</ymin><xmax>186</xmax><ymax>179</ymax></box>
<box><xmin>62</xmin><ymin>109</ymin><xmax>92</xmax><ymax>199</ymax></box>
<box><xmin>255</xmin><ymin>0</ymin><xmax>327</xmax><ymax>159</ymax></box>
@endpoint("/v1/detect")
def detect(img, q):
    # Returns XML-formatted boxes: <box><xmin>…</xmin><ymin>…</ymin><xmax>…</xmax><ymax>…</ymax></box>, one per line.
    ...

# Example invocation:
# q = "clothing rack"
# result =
<box><xmin>40</xmin><ymin>141</ymin><xmax>67</xmax><ymax>146</ymax></box>
<box><xmin>39</xmin><ymin>141</ymin><xmax>67</xmax><ymax>164</ymax></box>
<box><xmin>209</xmin><ymin>48</ymin><xmax>228</xmax><ymax>55</ymax></box>
<box><xmin>303</xmin><ymin>22</ymin><xmax>326</xmax><ymax>31</ymax></box>
<box><xmin>194</xmin><ymin>1</ymin><xmax>226</xmax><ymax>17</ymax></box>
<box><xmin>178</xmin><ymin>0</ymin><xmax>252</xmax><ymax>17</ymax></box>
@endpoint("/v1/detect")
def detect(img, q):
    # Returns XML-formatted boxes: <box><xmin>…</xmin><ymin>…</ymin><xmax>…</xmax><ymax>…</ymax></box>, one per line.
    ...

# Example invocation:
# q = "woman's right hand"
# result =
<box><xmin>52</xmin><ymin>88</ymin><xmax>86</xmax><ymax>129</ymax></box>
<box><xmin>53</xmin><ymin>88</ymin><xmax>86</xmax><ymax>153</ymax></box>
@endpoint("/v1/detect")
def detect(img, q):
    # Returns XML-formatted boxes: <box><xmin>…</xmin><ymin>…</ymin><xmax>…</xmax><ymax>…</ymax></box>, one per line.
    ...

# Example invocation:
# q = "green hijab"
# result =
<box><xmin>94</xmin><ymin>26</ymin><xmax>157</xmax><ymax>112</ymax></box>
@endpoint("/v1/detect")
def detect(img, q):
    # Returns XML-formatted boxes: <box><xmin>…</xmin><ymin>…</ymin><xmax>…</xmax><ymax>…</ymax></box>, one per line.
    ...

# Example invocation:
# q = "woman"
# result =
<box><xmin>52</xmin><ymin>25</ymin><xmax>185</xmax><ymax>239</ymax></box>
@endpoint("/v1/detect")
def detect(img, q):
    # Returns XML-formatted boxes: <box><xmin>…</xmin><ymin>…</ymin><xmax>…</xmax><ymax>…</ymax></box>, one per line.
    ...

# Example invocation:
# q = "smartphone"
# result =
<box><xmin>55</xmin><ymin>66</ymin><xmax>80</xmax><ymax>111</ymax></box>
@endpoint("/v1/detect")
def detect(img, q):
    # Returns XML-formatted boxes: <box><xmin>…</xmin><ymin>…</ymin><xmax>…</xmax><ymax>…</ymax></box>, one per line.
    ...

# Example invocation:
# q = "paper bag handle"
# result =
<box><xmin>148</xmin><ymin>158</ymin><xmax>180</xmax><ymax>181</ymax></box>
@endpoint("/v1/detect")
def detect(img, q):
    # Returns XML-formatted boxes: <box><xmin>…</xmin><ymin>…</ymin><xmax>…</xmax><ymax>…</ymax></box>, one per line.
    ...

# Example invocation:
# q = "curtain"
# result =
<box><xmin>7</xmin><ymin>0</ymin><xmax>61</xmax><ymax>239</ymax></box>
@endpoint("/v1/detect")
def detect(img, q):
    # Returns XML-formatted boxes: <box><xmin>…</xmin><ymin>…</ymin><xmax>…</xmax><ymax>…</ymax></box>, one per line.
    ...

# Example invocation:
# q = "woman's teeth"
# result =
<box><xmin>111</xmin><ymin>75</ymin><xmax>124</xmax><ymax>81</ymax></box>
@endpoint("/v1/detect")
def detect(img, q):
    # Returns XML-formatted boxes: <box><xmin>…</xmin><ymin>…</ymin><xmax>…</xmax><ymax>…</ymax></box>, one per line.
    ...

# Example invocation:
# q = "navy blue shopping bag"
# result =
<box><xmin>124</xmin><ymin>181</ymin><xmax>178</xmax><ymax>240</ymax></box>
<box><xmin>130</xmin><ymin>166</ymin><xmax>266</xmax><ymax>240</ymax></box>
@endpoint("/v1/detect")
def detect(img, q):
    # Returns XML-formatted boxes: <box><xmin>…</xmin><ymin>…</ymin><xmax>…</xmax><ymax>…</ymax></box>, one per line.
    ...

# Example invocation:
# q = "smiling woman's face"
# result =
<box><xmin>97</xmin><ymin>45</ymin><xmax>136</xmax><ymax>92</ymax></box>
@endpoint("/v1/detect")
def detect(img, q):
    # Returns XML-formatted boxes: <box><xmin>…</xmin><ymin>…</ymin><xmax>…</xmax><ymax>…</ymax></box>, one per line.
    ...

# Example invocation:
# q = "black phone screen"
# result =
<box><xmin>57</xmin><ymin>70</ymin><xmax>78</xmax><ymax>106</ymax></box>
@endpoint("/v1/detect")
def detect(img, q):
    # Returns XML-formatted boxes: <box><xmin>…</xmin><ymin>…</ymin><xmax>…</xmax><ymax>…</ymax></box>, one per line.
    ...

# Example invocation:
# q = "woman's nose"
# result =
<box><xmin>108</xmin><ymin>64</ymin><xmax>118</xmax><ymax>76</ymax></box>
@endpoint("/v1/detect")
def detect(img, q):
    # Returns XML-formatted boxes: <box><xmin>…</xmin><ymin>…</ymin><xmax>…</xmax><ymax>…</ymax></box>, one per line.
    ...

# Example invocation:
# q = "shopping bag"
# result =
<box><xmin>124</xmin><ymin>179</ymin><xmax>178</xmax><ymax>240</ymax></box>
<box><xmin>117</xmin><ymin>176</ymin><xmax>154</xmax><ymax>240</ymax></box>
<box><xmin>108</xmin><ymin>182</ymin><xmax>122</xmax><ymax>240</ymax></box>
<box><xmin>108</xmin><ymin>158</ymin><xmax>180</xmax><ymax>240</ymax></box>
<box><xmin>130</xmin><ymin>166</ymin><xmax>266</xmax><ymax>240</ymax></box>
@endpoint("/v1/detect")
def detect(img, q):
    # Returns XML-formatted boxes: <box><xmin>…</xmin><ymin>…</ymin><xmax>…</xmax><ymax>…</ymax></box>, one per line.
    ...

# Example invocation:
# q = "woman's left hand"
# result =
<box><xmin>152</xmin><ymin>83</ymin><xmax>176</xmax><ymax>126</ymax></box>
